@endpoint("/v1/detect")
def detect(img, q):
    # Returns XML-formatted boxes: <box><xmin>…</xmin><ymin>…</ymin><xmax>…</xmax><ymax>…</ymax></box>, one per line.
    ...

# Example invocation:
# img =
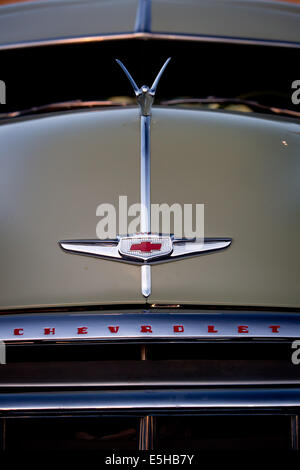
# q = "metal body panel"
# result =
<box><xmin>0</xmin><ymin>0</ymin><xmax>299</xmax><ymax>49</ymax></box>
<box><xmin>0</xmin><ymin>0</ymin><xmax>138</xmax><ymax>46</ymax></box>
<box><xmin>152</xmin><ymin>0</ymin><xmax>300</xmax><ymax>44</ymax></box>
<box><xmin>0</xmin><ymin>107</ymin><xmax>299</xmax><ymax>309</ymax></box>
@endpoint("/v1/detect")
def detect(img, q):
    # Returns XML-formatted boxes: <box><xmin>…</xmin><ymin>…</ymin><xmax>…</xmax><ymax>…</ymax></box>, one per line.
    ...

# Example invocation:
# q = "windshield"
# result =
<box><xmin>0</xmin><ymin>38</ymin><xmax>299</xmax><ymax>119</ymax></box>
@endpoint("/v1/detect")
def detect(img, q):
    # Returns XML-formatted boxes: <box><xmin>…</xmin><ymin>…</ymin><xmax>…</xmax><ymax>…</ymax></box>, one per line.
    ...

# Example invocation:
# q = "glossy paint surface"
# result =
<box><xmin>0</xmin><ymin>0</ymin><xmax>299</xmax><ymax>48</ymax></box>
<box><xmin>152</xmin><ymin>0</ymin><xmax>300</xmax><ymax>43</ymax></box>
<box><xmin>0</xmin><ymin>107</ymin><xmax>299</xmax><ymax>309</ymax></box>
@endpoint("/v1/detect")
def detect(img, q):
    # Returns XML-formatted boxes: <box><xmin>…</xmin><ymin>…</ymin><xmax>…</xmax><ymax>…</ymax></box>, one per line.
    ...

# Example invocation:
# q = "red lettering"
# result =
<box><xmin>140</xmin><ymin>325</ymin><xmax>153</xmax><ymax>333</ymax></box>
<box><xmin>269</xmin><ymin>325</ymin><xmax>280</xmax><ymax>333</ymax></box>
<box><xmin>44</xmin><ymin>328</ymin><xmax>55</xmax><ymax>335</ymax></box>
<box><xmin>173</xmin><ymin>325</ymin><xmax>184</xmax><ymax>333</ymax></box>
<box><xmin>208</xmin><ymin>325</ymin><xmax>218</xmax><ymax>333</ymax></box>
<box><xmin>108</xmin><ymin>326</ymin><xmax>119</xmax><ymax>333</ymax></box>
<box><xmin>14</xmin><ymin>328</ymin><xmax>23</xmax><ymax>336</ymax></box>
<box><xmin>238</xmin><ymin>325</ymin><xmax>249</xmax><ymax>333</ymax></box>
<box><xmin>77</xmin><ymin>327</ymin><xmax>88</xmax><ymax>335</ymax></box>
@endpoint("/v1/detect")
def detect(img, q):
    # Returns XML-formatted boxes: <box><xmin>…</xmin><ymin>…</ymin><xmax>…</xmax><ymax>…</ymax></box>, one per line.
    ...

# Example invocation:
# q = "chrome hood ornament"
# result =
<box><xmin>115</xmin><ymin>58</ymin><xmax>170</xmax><ymax>116</ymax></box>
<box><xmin>59</xmin><ymin>59</ymin><xmax>231</xmax><ymax>298</ymax></box>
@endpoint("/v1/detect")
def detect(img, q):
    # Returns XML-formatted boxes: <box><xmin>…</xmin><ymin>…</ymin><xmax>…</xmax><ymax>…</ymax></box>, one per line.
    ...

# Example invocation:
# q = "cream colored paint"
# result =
<box><xmin>152</xmin><ymin>0</ymin><xmax>300</xmax><ymax>43</ymax></box>
<box><xmin>0</xmin><ymin>0</ymin><xmax>299</xmax><ymax>47</ymax></box>
<box><xmin>0</xmin><ymin>0</ymin><xmax>138</xmax><ymax>46</ymax></box>
<box><xmin>0</xmin><ymin>107</ymin><xmax>299</xmax><ymax>309</ymax></box>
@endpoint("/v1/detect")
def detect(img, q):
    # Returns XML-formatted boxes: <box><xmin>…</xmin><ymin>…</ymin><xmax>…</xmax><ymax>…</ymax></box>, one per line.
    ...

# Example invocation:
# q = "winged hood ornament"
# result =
<box><xmin>59</xmin><ymin>59</ymin><xmax>231</xmax><ymax>298</ymax></box>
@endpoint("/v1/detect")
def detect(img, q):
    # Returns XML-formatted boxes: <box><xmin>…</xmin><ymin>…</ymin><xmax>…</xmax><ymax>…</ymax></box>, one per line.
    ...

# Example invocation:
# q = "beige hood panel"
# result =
<box><xmin>0</xmin><ymin>0</ymin><xmax>299</xmax><ymax>48</ymax></box>
<box><xmin>0</xmin><ymin>0</ymin><xmax>138</xmax><ymax>47</ymax></box>
<box><xmin>0</xmin><ymin>107</ymin><xmax>299</xmax><ymax>309</ymax></box>
<box><xmin>152</xmin><ymin>0</ymin><xmax>300</xmax><ymax>44</ymax></box>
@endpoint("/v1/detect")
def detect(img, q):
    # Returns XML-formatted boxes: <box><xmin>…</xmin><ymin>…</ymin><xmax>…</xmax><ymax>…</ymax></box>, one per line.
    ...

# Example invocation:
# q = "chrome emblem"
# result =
<box><xmin>119</xmin><ymin>235</ymin><xmax>172</xmax><ymax>261</ymax></box>
<box><xmin>59</xmin><ymin>58</ymin><xmax>232</xmax><ymax>298</ymax></box>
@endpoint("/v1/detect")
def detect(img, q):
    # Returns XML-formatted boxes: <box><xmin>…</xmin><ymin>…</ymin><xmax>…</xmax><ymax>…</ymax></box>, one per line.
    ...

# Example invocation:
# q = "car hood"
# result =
<box><xmin>0</xmin><ymin>0</ymin><xmax>299</xmax><ymax>48</ymax></box>
<box><xmin>0</xmin><ymin>107</ymin><xmax>299</xmax><ymax>310</ymax></box>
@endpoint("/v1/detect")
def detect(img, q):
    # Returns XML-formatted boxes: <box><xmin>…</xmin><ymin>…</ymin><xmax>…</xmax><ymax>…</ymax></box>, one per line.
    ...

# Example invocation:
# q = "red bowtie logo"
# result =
<box><xmin>130</xmin><ymin>241</ymin><xmax>162</xmax><ymax>253</ymax></box>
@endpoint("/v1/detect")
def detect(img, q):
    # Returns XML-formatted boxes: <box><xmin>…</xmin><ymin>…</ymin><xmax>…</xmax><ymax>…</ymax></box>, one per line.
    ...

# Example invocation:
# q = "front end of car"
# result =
<box><xmin>0</xmin><ymin>0</ymin><xmax>299</xmax><ymax>456</ymax></box>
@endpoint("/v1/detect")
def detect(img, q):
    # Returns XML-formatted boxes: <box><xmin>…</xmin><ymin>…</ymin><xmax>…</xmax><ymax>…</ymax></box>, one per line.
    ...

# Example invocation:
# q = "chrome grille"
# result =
<box><xmin>0</xmin><ymin>310</ymin><xmax>300</xmax><ymax>452</ymax></box>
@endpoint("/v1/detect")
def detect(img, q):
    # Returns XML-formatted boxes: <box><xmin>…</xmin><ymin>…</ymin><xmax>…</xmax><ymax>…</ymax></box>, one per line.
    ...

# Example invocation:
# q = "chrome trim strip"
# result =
<box><xmin>140</xmin><ymin>115</ymin><xmax>151</xmax><ymax>232</ymax></box>
<box><xmin>134</xmin><ymin>0</ymin><xmax>151</xmax><ymax>33</ymax></box>
<box><xmin>0</xmin><ymin>32</ymin><xmax>138</xmax><ymax>51</ymax></box>
<box><xmin>148</xmin><ymin>32</ymin><xmax>300</xmax><ymax>49</ymax></box>
<box><xmin>291</xmin><ymin>415</ymin><xmax>299</xmax><ymax>451</ymax></box>
<box><xmin>3</xmin><ymin>379</ymin><xmax>300</xmax><ymax>389</ymax></box>
<box><xmin>0</xmin><ymin>312</ymin><xmax>299</xmax><ymax>341</ymax></box>
<box><xmin>0</xmin><ymin>32</ymin><xmax>299</xmax><ymax>51</ymax></box>
<box><xmin>1</xmin><ymin>388</ymin><xmax>300</xmax><ymax>411</ymax></box>
<box><xmin>141</xmin><ymin>265</ymin><xmax>151</xmax><ymax>298</ymax></box>
<box><xmin>114</xmin><ymin>58</ymin><xmax>170</xmax><ymax>297</ymax></box>
<box><xmin>139</xmin><ymin>415</ymin><xmax>155</xmax><ymax>450</ymax></box>
<box><xmin>60</xmin><ymin>239</ymin><xmax>122</xmax><ymax>262</ymax></box>
<box><xmin>171</xmin><ymin>238</ymin><xmax>231</xmax><ymax>260</ymax></box>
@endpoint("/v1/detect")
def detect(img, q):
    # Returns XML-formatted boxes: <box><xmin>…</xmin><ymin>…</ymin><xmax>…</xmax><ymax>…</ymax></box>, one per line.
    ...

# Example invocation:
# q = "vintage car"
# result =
<box><xmin>0</xmin><ymin>0</ymin><xmax>299</xmax><ymax>455</ymax></box>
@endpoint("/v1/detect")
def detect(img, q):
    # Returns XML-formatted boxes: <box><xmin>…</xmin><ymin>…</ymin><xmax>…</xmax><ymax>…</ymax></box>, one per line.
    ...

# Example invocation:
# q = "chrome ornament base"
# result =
<box><xmin>59</xmin><ymin>235</ymin><xmax>231</xmax><ymax>266</ymax></box>
<box><xmin>59</xmin><ymin>234</ymin><xmax>232</xmax><ymax>298</ymax></box>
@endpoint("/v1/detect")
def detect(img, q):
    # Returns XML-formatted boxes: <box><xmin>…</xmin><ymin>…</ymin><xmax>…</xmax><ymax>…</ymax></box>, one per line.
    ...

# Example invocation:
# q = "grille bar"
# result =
<box><xmin>1</xmin><ymin>388</ymin><xmax>300</xmax><ymax>411</ymax></box>
<box><xmin>0</xmin><ymin>312</ymin><xmax>299</xmax><ymax>341</ymax></box>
